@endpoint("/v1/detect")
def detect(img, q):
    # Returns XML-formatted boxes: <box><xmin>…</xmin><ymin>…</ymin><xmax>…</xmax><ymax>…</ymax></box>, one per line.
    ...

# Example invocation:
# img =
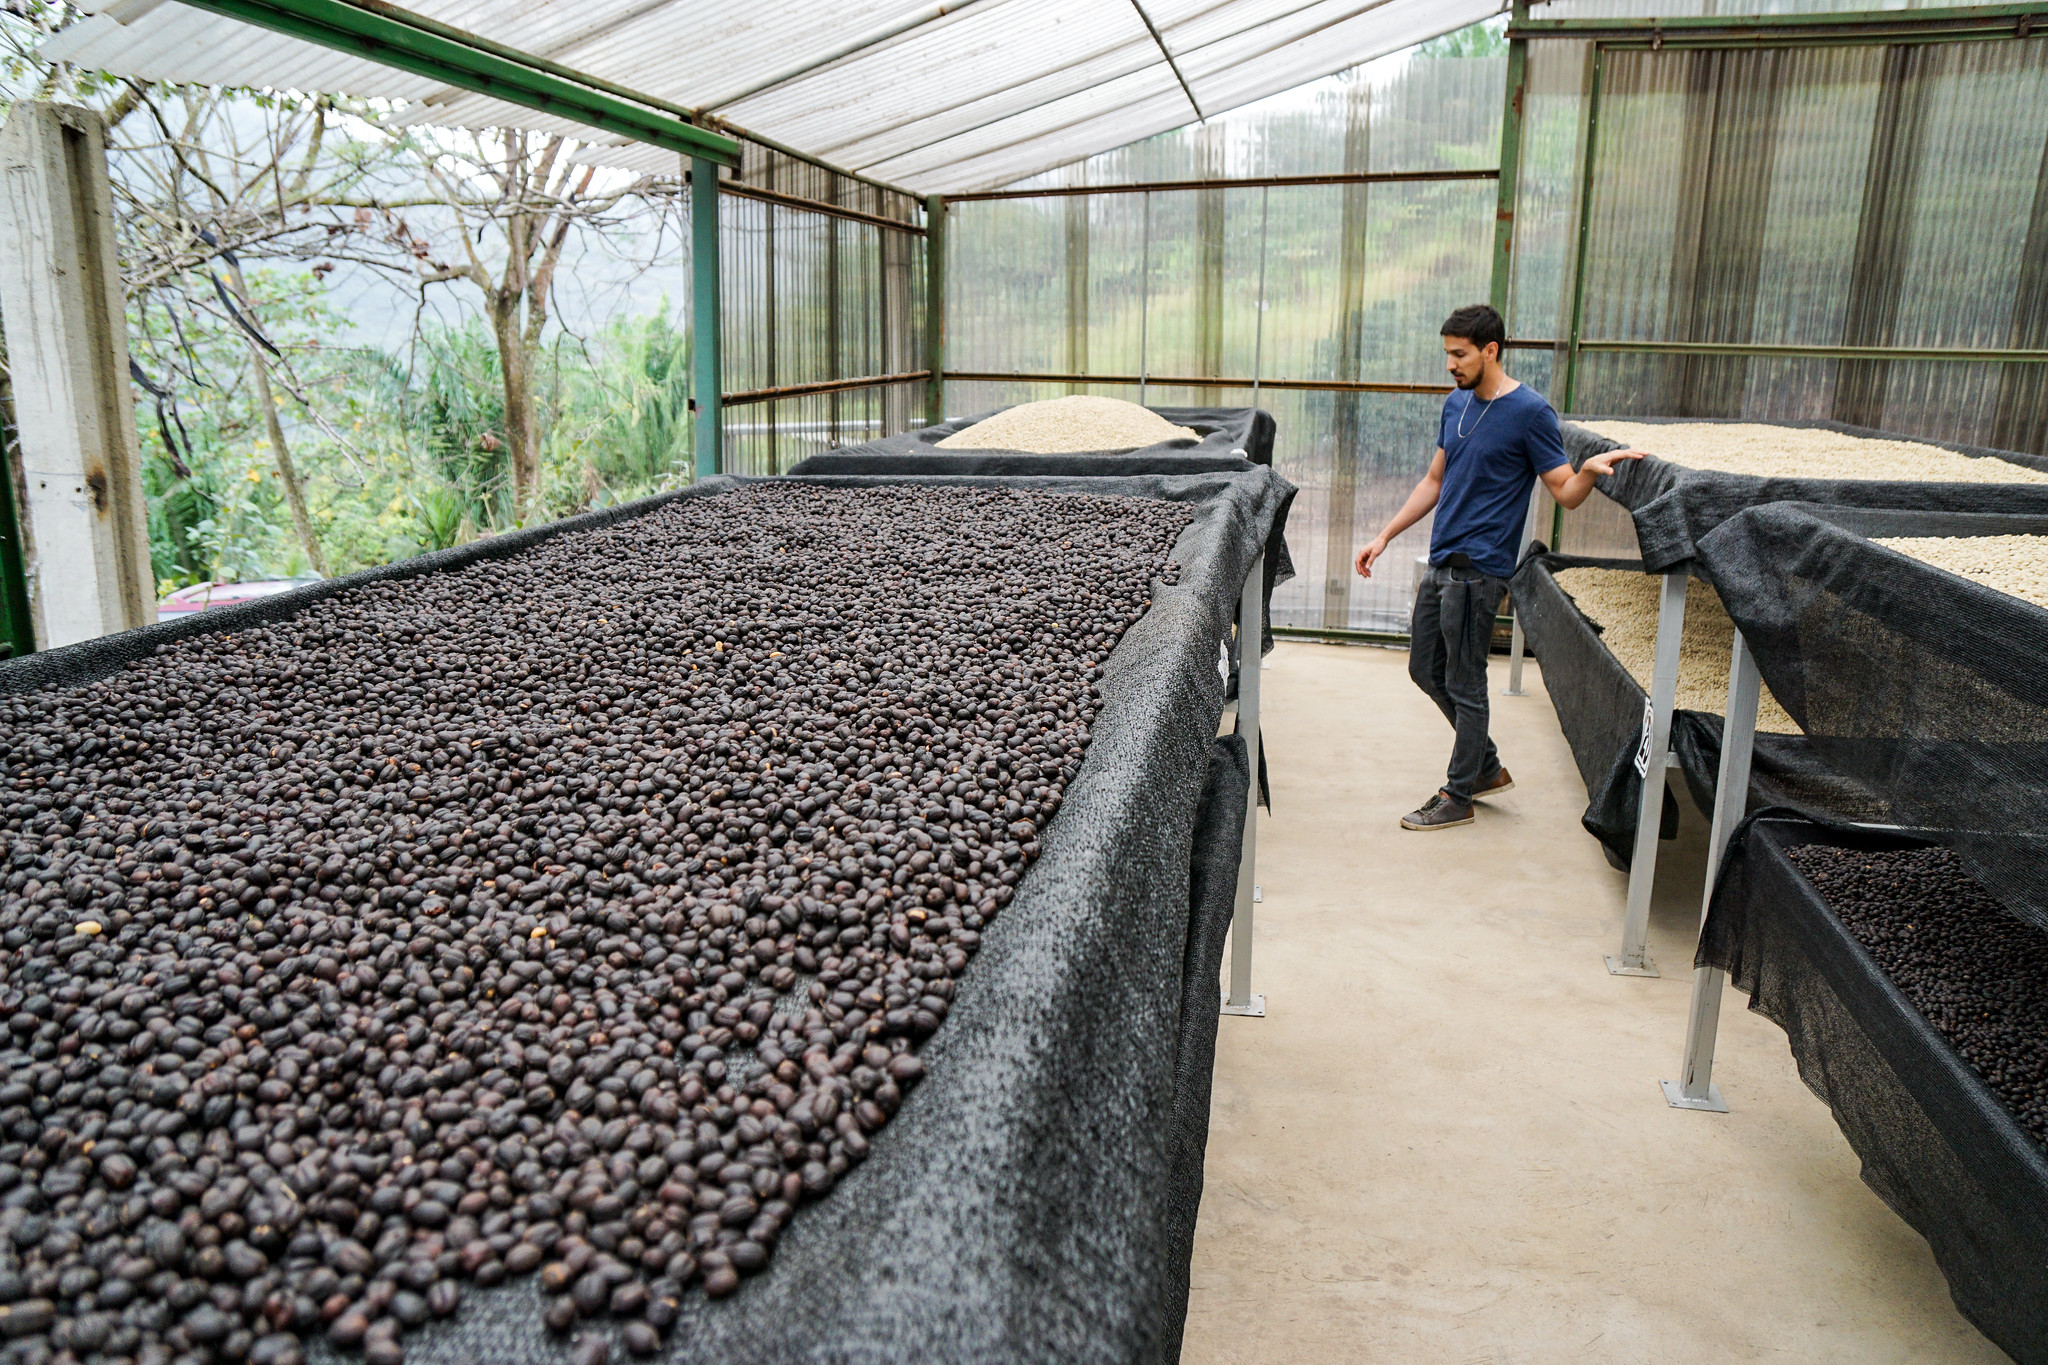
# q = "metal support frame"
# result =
<box><xmin>1504</xmin><ymin>481</ymin><xmax>1542</xmax><ymax>697</ymax></box>
<box><xmin>1138</xmin><ymin>190</ymin><xmax>1153</xmax><ymax>407</ymax></box>
<box><xmin>1510</xmin><ymin>1</ymin><xmax>2048</xmax><ymax>47</ymax></box>
<box><xmin>944</xmin><ymin>168</ymin><xmax>1499</xmax><ymax>202</ymax></box>
<box><xmin>924</xmin><ymin>193</ymin><xmax>946</xmax><ymax>427</ymax></box>
<box><xmin>1559</xmin><ymin>43</ymin><xmax>1606</xmax><ymax>416</ymax></box>
<box><xmin>1224</xmin><ymin>551</ymin><xmax>1266</xmax><ymax>1018</ymax></box>
<box><xmin>1662</xmin><ymin>624</ymin><xmax>1760</xmax><ymax>1113</ymax></box>
<box><xmin>167</xmin><ymin>0</ymin><xmax>739</xmax><ymax>165</ymax></box>
<box><xmin>690</xmin><ymin>156</ymin><xmax>722</xmax><ymax>479</ymax></box>
<box><xmin>1490</xmin><ymin>0</ymin><xmax>1530</xmax><ymax>317</ymax></box>
<box><xmin>1607</xmin><ymin>568</ymin><xmax>1689</xmax><ymax>978</ymax></box>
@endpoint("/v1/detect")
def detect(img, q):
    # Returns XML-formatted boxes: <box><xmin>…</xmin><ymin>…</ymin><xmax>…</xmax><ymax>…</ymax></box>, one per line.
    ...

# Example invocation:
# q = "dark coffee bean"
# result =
<box><xmin>328</xmin><ymin>1311</ymin><xmax>370</xmax><ymax>1347</ymax></box>
<box><xmin>247</xmin><ymin>1333</ymin><xmax>302</xmax><ymax>1365</ymax></box>
<box><xmin>543</xmin><ymin>1294</ymin><xmax>578</xmax><ymax>1334</ymax></box>
<box><xmin>623</xmin><ymin>1321</ymin><xmax>661</xmax><ymax>1357</ymax></box>
<box><xmin>427</xmin><ymin>1281</ymin><xmax>460</xmax><ymax>1318</ymax></box>
<box><xmin>389</xmin><ymin>1291</ymin><xmax>428</xmax><ymax>1328</ymax></box>
<box><xmin>571</xmin><ymin>1269</ymin><xmax>609</xmax><ymax>1316</ymax></box>
<box><xmin>571</xmin><ymin>1333</ymin><xmax>610</xmax><ymax>1365</ymax></box>
<box><xmin>608</xmin><ymin>1281</ymin><xmax>647</xmax><ymax>1316</ymax></box>
<box><xmin>703</xmin><ymin>1264</ymin><xmax>739</xmax><ymax>1299</ymax></box>
<box><xmin>504</xmin><ymin>1243</ymin><xmax>543</xmax><ymax>1276</ymax></box>
<box><xmin>364</xmin><ymin>1336</ymin><xmax>404</xmax><ymax>1365</ymax></box>
<box><xmin>0</xmin><ymin>1300</ymin><xmax>55</xmax><ymax>1339</ymax></box>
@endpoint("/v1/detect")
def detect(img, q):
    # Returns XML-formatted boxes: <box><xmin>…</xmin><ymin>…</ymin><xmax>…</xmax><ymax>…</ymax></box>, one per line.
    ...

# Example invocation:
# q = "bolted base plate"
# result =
<box><xmin>1221</xmin><ymin>994</ymin><xmax>1266</xmax><ymax>1018</ymax></box>
<box><xmin>1502</xmin><ymin>687</ymin><xmax>1528</xmax><ymax>698</ymax></box>
<box><xmin>1661</xmin><ymin>1078</ymin><xmax>1728</xmax><ymax>1112</ymax></box>
<box><xmin>1606</xmin><ymin>954</ymin><xmax>1660</xmax><ymax>978</ymax></box>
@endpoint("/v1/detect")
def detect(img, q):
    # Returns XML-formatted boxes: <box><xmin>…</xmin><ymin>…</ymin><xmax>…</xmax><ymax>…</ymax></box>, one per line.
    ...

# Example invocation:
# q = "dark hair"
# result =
<box><xmin>1441</xmin><ymin>303</ymin><xmax>1506</xmax><ymax>356</ymax></box>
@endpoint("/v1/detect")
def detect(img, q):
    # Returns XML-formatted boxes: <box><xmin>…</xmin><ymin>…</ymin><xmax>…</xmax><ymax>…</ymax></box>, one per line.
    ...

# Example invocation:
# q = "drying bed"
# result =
<box><xmin>1700</xmin><ymin>818</ymin><xmax>2048</xmax><ymax>1365</ymax></box>
<box><xmin>1693</xmin><ymin>502</ymin><xmax>2048</xmax><ymax>933</ymax></box>
<box><xmin>1547</xmin><ymin>567</ymin><xmax>1797</xmax><ymax>734</ymax></box>
<box><xmin>0</xmin><ymin>470</ymin><xmax>1296</xmax><ymax>1364</ymax></box>
<box><xmin>1560</xmin><ymin>417</ymin><xmax>2048</xmax><ymax>572</ymax></box>
<box><xmin>1508</xmin><ymin>553</ymin><xmax>1881</xmax><ymax>869</ymax></box>
<box><xmin>1875</xmin><ymin>534</ymin><xmax>2048</xmax><ymax>612</ymax></box>
<box><xmin>788</xmin><ymin>404</ymin><xmax>1276</xmax><ymax>477</ymax></box>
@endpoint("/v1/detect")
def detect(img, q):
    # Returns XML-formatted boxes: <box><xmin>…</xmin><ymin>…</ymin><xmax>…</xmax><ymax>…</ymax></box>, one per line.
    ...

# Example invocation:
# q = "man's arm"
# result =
<box><xmin>1541</xmin><ymin>447</ymin><xmax>1648</xmax><ymax>510</ymax></box>
<box><xmin>1355</xmin><ymin>449</ymin><xmax>1446</xmax><ymax>579</ymax></box>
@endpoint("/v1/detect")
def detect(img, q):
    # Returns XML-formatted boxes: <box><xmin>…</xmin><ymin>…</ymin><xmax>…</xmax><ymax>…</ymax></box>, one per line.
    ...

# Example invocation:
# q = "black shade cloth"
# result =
<box><xmin>789</xmin><ymin>405</ymin><xmax>1276</xmax><ymax>473</ymax></box>
<box><xmin>10</xmin><ymin>469</ymin><xmax>1293</xmax><ymax>1365</ymax></box>
<box><xmin>1561</xmin><ymin>416</ymin><xmax>2048</xmax><ymax>574</ymax></box>
<box><xmin>1699</xmin><ymin>817</ymin><xmax>2048</xmax><ymax>1365</ymax></box>
<box><xmin>1507</xmin><ymin>550</ymin><xmax>1884</xmax><ymax>869</ymax></box>
<box><xmin>1693</xmin><ymin>502</ymin><xmax>2048</xmax><ymax>933</ymax></box>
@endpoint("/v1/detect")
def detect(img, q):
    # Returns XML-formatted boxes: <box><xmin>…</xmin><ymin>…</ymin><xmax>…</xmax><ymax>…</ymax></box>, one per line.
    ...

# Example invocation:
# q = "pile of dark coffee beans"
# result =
<box><xmin>1789</xmin><ymin>844</ymin><xmax>2048</xmax><ymax>1148</ymax></box>
<box><xmin>0</xmin><ymin>482</ymin><xmax>1195</xmax><ymax>1365</ymax></box>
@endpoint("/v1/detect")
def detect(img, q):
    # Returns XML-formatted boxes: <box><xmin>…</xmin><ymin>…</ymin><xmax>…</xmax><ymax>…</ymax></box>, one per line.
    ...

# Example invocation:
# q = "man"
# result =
<box><xmin>1355</xmin><ymin>303</ymin><xmax>1644</xmax><ymax>831</ymax></box>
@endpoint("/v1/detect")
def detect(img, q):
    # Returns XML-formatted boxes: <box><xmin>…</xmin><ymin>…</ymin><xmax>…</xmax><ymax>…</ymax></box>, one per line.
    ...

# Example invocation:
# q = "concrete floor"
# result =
<box><xmin>1181</xmin><ymin>642</ymin><xmax>2009</xmax><ymax>1365</ymax></box>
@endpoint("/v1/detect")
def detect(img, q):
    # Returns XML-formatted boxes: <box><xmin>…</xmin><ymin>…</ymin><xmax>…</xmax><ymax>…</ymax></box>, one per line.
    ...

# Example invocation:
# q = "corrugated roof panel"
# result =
<box><xmin>41</xmin><ymin>0</ymin><xmax>1505</xmax><ymax>191</ymax></box>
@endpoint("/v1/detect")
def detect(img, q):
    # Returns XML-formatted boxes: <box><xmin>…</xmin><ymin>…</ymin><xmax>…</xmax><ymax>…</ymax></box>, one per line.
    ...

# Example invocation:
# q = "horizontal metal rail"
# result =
<box><xmin>184</xmin><ymin>0</ymin><xmax>742</xmax><ymax>164</ymax></box>
<box><xmin>717</xmin><ymin>179</ymin><xmax>926</xmax><ymax>235</ymax></box>
<box><xmin>1508</xmin><ymin>338</ymin><xmax>2048</xmax><ymax>363</ymax></box>
<box><xmin>946</xmin><ymin>370</ymin><xmax>1453</xmax><ymax>395</ymax></box>
<box><xmin>723</xmin><ymin>371</ymin><xmax>931</xmax><ymax>405</ymax></box>
<box><xmin>1510</xmin><ymin>1</ymin><xmax>2048</xmax><ymax>45</ymax></box>
<box><xmin>1580</xmin><ymin>339</ymin><xmax>2048</xmax><ymax>363</ymax></box>
<box><xmin>945</xmin><ymin>168</ymin><xmax>1499</xmax><ymax>203</ymax></box>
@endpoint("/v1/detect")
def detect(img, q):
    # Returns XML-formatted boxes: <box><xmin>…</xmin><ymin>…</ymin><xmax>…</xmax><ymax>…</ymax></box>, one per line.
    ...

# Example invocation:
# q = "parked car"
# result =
<box><xmin>156</xmin><ymin>578</ymin><xmax>318</xmax><ymax>623</ymax></box>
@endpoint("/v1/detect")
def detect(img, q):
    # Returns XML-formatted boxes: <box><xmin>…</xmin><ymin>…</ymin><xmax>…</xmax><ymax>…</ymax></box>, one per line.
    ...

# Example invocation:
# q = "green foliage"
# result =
<box><xmin>1416</xmin><ymin>17</ymin><xmax>1508</xmax><ymax>60</ymax></box>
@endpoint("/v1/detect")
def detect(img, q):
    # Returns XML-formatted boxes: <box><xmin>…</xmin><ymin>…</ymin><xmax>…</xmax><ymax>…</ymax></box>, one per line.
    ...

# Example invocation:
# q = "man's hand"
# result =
<box><xmin>1355</xmin><ymin>536</ymin><xmax>1390</xmax><ymax>579</ymax></box>
<box><xmin>1580</xmin><ymin>447</ymin><xmax>1648</xmax><ymax>478</ymax></box>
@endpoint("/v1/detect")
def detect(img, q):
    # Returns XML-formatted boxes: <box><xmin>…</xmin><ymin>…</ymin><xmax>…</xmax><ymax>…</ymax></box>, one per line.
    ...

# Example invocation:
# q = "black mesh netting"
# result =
<box><xmin>1561</xmin><ymin>417</ymin><xmax>2048</xmax><ymax>573</ymax></box>
<box><xmin>1</xmin><ymin>469</ymin><xmax>1293</xmax><ymax>1364</ymax></box>
<box><xmin>1507</xmin><ymin>550</ymin><xmax>1883</xmax><ymax>870</ymax></box>
<box><xmin>1699</xmin><ymin>817</ymin><xmax>2048</xmax><ymax>1365</ymax></box>
<box><xmin>786</xmin><ymin>406</ymin><xmax>1275</xmax><ymax>478</ymax></box>
<box><xmin>1691</xmin><ymin>502</ymin><xmax>2048</xmax><ymax>933</ymax></box>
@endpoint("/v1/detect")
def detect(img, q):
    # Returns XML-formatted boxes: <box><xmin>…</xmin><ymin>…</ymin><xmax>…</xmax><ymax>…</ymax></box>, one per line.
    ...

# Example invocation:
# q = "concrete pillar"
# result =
<box><xmin>0</xmin><ymin>101</ymin><xmax>155</xmax><ymax>648</ymax></box>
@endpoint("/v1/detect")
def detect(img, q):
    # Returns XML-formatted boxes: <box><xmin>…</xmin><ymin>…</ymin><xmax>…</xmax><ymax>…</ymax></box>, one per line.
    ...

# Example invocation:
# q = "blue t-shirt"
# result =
<box><xmin>1430</xmin><ymin>383</ymin><xmax>1568</xmax><ymax>578</ymax></box>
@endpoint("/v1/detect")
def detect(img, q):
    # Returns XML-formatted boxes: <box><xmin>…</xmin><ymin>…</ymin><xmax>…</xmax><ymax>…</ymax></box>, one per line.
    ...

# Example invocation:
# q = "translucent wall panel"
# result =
<box><xmin>947</xmin><ymin>56</ymin><xmax>1505</xmax><ymax>633</ymax></box>
<box><xmin>1541</xmin><ymin>35</ymin><xmax>2048</xmax><ymax>558</ymax></box>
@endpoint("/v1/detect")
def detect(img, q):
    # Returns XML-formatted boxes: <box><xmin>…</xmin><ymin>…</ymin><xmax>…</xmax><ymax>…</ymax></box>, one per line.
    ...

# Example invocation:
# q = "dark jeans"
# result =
<box><xmin>1409</xmin><ymin>563</ymin><xmax>1509</xmax><ymax>803</ymax></box>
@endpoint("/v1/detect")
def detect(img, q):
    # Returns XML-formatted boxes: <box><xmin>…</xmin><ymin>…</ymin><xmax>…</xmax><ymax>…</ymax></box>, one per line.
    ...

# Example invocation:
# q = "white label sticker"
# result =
<box><xmin>1633</xmin><ymin>699</ymin><xmax>1656</xmax><ymax>778</ymax></box>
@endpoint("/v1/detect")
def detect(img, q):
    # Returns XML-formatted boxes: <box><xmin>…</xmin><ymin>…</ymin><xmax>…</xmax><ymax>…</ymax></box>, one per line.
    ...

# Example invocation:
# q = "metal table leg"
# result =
<box><xmin>1504</xmin><ymin>484</ymin><xmax>1544</xmax><ymax>698</ymax></box>
<box><xmin>1663</xmin><ymin>624</ymin><xmax>1761</xmax><ymax>1113</ymax></box>
<box><xmin>1607</xmin><ymin>568</ymin><xmax>1689</xmax><ymax>978</ymax></box>
<box><xmin>1224</xmin><ymin>551</ymin><xmax>1266</xmax><ymax>1018</ymax></box>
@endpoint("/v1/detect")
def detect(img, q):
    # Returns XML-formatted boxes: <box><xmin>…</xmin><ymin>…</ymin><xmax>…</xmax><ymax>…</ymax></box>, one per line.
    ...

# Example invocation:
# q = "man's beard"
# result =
<box><xmin>1454</xmin><ymin>369</ymin><xmax>1482</xmax><ymax>391</ymax></box>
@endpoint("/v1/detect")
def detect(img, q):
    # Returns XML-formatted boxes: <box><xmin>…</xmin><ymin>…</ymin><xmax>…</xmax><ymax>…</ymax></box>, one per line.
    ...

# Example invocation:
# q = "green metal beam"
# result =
<box><xmin>1509</xmin><ymin>1</ymin><xmax>2048</xmax><ymax>45</ymax></box>
<box><xmin>924</xmin><ymin>193</ymin><xmax>946</xmax><ymax>427</ymax></box>
<box><xmin>691</xmin><ymin>158</ymin><xmax>723</xmax><ymax>478</ymax></box>
<box><xmin>1559</xmin><ymin>44</ymin><xmax>1605</xmax><ymax>414</ymax></box>
<box><xmin>1489</xmin><ymin>1</ymin><xmax>1530</xmax><ymax>318</ymax></box>
<box><xmin>1582</xmin><ymin>339</ymin><xmax>2048</xmax><ymax>363</ymax></box>
<box><xmin>173</xmin><ymin>0</ymin><xmax>740</xmax><ymax>166</ymax></box>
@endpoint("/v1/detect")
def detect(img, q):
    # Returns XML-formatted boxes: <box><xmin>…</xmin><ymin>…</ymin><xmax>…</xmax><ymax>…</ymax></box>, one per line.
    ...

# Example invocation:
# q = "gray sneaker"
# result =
<box><xmin>1401</xmin><ymin>790</ymin><xmax>1474</xmax><ymax>831</ymax></box>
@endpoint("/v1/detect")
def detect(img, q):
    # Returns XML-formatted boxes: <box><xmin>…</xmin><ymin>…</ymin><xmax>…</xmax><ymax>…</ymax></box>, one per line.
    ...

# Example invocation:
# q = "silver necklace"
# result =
<box><xmin>1455</xmin><ymin>389</ymin><xmax>1496</xmax><ymax>439</ymax></box>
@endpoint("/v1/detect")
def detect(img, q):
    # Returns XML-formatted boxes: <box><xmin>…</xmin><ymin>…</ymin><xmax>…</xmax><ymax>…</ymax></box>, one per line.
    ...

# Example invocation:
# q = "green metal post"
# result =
<box><xmin>1559</xmin><ymin>44</ymin><xmax>1606</xmax><ymax>416</ymax></box>
<box><xmin>691</xmin><ymin>156</ymin><xmax>723</xmax><ymax>479</ymax></box>
<box><xmin>924</xmin><ymin>194</ymin><xmax>946</xmax><ymax>426</ymax></box>
<box><xmin>1489</xmin><ymin>1</ymin><xmax>1531</xmax><ymax>318</ymax></box>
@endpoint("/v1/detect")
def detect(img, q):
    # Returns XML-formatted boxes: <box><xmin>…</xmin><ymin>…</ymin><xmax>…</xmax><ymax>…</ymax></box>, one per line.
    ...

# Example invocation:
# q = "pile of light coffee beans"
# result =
<box><xmin>1790</xmin><ymin>844</ymin><xmax>2048</xmax><ymax>1148</ymax></box>
<box><xmin>0</xmin><ymin>483</ymin><xmax>1195</xmax><ymax>1365</ymax></box>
